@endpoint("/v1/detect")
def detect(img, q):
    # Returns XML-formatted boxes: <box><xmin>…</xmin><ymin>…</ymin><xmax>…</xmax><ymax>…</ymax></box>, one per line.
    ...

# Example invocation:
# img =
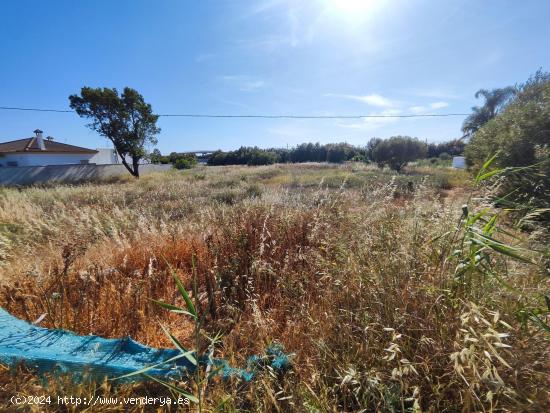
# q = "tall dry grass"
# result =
<box><xmin>0</xmin><ymin>163</ymin><xmax>548</xmax><ymax>412</ymax></box>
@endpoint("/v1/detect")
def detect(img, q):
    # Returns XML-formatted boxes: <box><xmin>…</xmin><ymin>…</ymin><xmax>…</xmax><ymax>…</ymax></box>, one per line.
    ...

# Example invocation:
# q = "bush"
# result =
<box><xmin>191</xmin><ymin>173</ymin><xmax>206</xmax><ymax>181</ymax></box>
<box><xmin>245</xmin><ymin>183</ymin><xmax>263</xmax><ymax>198</ymax></box>
<box><xmin>173</xmin><ymin>155</ymin><xmax>197</xmax><ymax>170</ymax></box>
<box><xmin>326</xmin><ymin>143</ymin><xmax>354</xmax><ymax>163</ymax></box>
<box><xmin>433</xmin><ymin>174</ymin><xmax>453</xmax><ymax>190</ymax></box>
<box><xmin>427</xmin><ymin>139</ymin><xmax>465</xmax><ymax>158</ymax></box>
<box><xmin>465</xmin><ymin>71</ymin><xmax>550</xmax><ymax>224</ymax></box>
<box><xmin>212</xmin><ymin>190</ymin><xmax>238</xmax><ymax>205</ymax></box>
<box><xmin>371</xmin><ymin>136</ymin><xmax>428</xmax><ymax>172</ymax></box>
<box><xmin>149</xmin><ymin>149</ymin><xmax>170</xmax><ymax>164</ymax></box>
<box><xmin>169</xmin><ymin>152</ymin><xmax>197</xmax><ymax>167</ymax></box>
<box><xmin>466</xmin><ymin>71</ymin><xmax>550</xmax><ymax>169</ymax></box>
<box><xmin>366</xmin><ymin>137</ymin><xmax>383</xmax><ymax>162</ymax></box>
<box><xmin>246</xmin><ymin>151</ymin><xmax>277</xmax><ymax>166</ymax></box>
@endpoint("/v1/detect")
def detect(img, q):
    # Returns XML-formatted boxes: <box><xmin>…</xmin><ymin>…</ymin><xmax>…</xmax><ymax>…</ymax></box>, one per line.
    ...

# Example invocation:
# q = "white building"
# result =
<box><xmin>0</xmin><ymin>129</ymin><xmax>117</xmax><ymax>167</ymax></box>
<box><xmin>452</xmin><ymin>156</ymin><xmax>466</xmax><ymax>169</ymax></box>
<box><xmin>91</xmin><ymin>148</ymin><xmax>119</xmax><ymax>164</ymax></box>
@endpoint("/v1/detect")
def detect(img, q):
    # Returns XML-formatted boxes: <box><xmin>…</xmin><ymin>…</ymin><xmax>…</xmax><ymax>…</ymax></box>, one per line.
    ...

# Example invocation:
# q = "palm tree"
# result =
<box><xmin>461</xmin><ymin>87</ymin><xmax>516</xmax><ymax>138</ymax></box>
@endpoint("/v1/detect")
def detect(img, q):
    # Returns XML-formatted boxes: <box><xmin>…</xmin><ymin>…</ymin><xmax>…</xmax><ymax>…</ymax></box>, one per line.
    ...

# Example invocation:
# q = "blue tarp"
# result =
<box><xmin>0</xmin><ymin>308</ymin><xmax>193</xmax><ymax>380</ymax></box>
<box><xmin>0</xmin><ymin>308</ymin><xmax>292</xmax><ymax>382</ymax></box>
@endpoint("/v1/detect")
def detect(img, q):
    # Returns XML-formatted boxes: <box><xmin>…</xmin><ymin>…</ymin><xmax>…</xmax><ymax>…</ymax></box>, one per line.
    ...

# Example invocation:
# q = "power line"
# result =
<box><xmin>160</xmin><ymin>113</ymin><xmax>470</xmax><ymax>119</ymax></box>
<box><xmin>0</xmin><ymin>105</ymin><xmax>469</xmax><ymax>119</ymax></box>
<box><xmin>0</xmin><ymin>106</ymin><xmax>73</xmax><ymax>113</ymax></box>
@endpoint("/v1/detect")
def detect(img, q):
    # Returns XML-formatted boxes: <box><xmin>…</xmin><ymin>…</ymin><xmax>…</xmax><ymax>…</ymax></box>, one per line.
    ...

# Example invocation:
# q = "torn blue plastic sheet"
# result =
<box><xmin>0</xmin><ymin>308</ymin><xmax>291</xmax><ymax>382</ymax></box>
<box><xmin>213</xmin><ymin>343</ymin><xmax>291</xmax><ymax>382</ymax></box>
<box><xmin>0</xmin><ymin>308</ymin><xmax>193</xmax><ymax>380</ymax></box>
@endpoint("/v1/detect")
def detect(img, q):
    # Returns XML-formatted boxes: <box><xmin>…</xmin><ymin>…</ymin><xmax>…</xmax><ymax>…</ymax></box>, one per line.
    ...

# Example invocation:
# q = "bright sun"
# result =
<box><xmin>322</xmin><ymin>0</ymin><xmax>382</xmax><ymax>23</ymax></box>
<box><xmin>330</xmin><ymin>0</ymin><xmax>376</xmax><ymax>13</ymax></box>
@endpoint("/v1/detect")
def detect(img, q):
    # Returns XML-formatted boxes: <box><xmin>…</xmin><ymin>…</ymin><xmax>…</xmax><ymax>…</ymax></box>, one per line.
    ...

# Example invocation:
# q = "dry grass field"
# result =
<box><xmin>0</xmin><ymin>163</ymin><xmax>548</xmax><ymax>412</ymax></box>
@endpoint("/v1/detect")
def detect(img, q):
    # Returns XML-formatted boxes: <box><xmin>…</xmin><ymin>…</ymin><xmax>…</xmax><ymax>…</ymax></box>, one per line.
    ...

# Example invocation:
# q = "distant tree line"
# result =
<box><xmin>149</xmin><ymin>149</ymin><xmax>198</xmax><ymax>169</ymax></box>
<box><xmin>207</xmin><ymin>147</ymin><xmax>279</xmax><ymax>166</ymax></box>
<box><xmin>150</xmin><ymin>138</ymin><xmax>464</xmax><ymax>171</ymax></box>
<box><xmin>206</xmin><ymin>143</ymin><xmax>365</xmax><ymax>166</ymax></box>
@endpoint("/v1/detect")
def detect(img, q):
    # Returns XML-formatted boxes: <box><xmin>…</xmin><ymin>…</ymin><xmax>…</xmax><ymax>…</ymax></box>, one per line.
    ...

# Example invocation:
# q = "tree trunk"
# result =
<box><xmin>132</xmin><ymin>157</ymin><xmax>140</xmax><ymax>178</ymax></box>
<box><xmin>116</xmin><ymin>149</ymin><xmax>139</xmax><ymax>178</ymax></box>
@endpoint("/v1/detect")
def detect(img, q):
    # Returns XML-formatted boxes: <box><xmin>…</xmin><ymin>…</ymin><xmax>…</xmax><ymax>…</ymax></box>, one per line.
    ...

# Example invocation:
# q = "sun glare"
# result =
<box><xmin>330</xmin><ymin>0</ymin><xmax>376</xmax><ymax>13</ymax></box>
<box><xmin>322</xmin><ymin>0</ymin><xmax>383</xmax><ymax>23</ymax></box>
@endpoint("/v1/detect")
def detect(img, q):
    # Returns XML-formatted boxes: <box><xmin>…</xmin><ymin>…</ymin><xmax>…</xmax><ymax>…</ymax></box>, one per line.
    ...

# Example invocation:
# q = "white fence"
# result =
<box><xmin>0</xmin><ymin>164</ymin><xmax>172</xmax><ymax>186</ymax></box>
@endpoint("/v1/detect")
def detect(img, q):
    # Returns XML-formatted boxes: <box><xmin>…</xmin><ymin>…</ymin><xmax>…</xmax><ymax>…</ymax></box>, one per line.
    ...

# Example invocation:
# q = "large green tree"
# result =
<box><xmin>371</xmin><ymin>136</ymin><xmax>427</xmax><ymax>172</ymax></box>
<box><xmin>461</xmin><ymin>87</ymin><xmax>516</xmax><ymax>138</ymax></box>
<box><xmin>69</xmin><ymin>87</ymin><xmax>160</xmax><ymax>178</ymax></box>
<box><xmin>366</xmin><ymin>137</ymin><xmax>383</xmax><ymax>164</ymax></box>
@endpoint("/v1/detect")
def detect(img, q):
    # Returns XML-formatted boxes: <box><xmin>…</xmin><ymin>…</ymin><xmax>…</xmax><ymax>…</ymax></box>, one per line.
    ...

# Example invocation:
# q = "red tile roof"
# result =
<box><xmin>0</xmin><ymin>138</ymin><xmax>97</xmax><ymax>154</ymax></box>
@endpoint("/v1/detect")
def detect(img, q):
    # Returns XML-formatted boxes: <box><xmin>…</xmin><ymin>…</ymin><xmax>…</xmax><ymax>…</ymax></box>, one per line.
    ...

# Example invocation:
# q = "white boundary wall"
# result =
<box><xmin>0</xmin><ymin>164</ymin><xmax>172</xmax><ymax>186</ymax></box>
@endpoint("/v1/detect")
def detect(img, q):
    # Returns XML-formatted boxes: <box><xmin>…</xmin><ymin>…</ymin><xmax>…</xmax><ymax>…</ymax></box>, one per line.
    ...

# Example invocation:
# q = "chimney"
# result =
<box><xmin>34</xmin><ymin>129</ymin><xmax>46</xmax><ymax>150</ymax></box>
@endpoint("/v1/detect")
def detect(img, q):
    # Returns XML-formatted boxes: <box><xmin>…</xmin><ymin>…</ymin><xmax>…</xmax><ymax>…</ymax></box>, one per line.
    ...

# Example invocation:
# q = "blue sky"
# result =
<box><xmin>1</xmin><ymin>0</ymin><xmax>548</xmax><ymax>153</ymax></box>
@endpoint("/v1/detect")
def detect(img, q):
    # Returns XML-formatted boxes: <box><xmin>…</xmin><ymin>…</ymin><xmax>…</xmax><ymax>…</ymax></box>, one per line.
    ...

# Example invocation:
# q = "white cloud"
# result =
<box><xmin>217</xmin><ymin>98</ymin><xmax>254</xmax><ymax>110</ymax></box>
<box><xmin>404</xmin><ymin>88</ymin><xmax>461</xmax><ymax>100</ymax></box>
<box><xmin>240</xmin><ymin>80</ymin><xmax>266</xmax><ymax>92</ymax></box>
<box><xmin>325</xmin><ymin>93</ymin><xmax>396</xmax><ymax>107</ymax></box>
<box><xmin>220</xmin><ymin>75</ymin><xmax>266</xmax><ymax>92</ymax></box>
<box><xmin>407</xmin><ymin>101</ymin><xmax>449</xmax><ymax>114</ymax></box>
<box><xmin>430</xmin><ymin>101</ymin><xmax>449</xmax><ymax>109</ymax></box>
<box><xmin>247</xmin><ymin>0</ymin><xmax>286</xmax><ymax>16</ymax></box>
<box><xmin>234</xmin><ymin>34</ymin><xmax>287</xmax><ymax>50</ymax></box>
<box><xmin>327</xmin><ymin>92</ymin><xmax>450</xmax><ymax>131</ymax></box>
<box><xmin>336</xmin><ymin>108</ymin><xmax>402</xmax><ymax>130</ymax></box>
<box><xmin>357</xmin><ymin>94</ymin><xmax>395</xmax><ymax>107</ymax></box>
<box><xmin>379</xmin><ymin>108</ymin><xmax>402</xmax><ymax>116</ymax></box>
<box><xmin>409</xmin><ymin>106</ymin><xmax>426</xmax><ymax>114</ymax></box>
<box><xmin>238</xmin><ymin>1</ymin><xmax>312</xmax><ymax>49</ymax></box>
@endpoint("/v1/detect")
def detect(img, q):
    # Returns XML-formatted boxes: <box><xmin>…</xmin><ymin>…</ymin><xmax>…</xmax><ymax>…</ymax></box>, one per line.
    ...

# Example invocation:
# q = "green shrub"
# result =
<box><xmin>247</xmin><ymin>150</ymin><xmax>277</xmax><ymax>166</ymax></box>
<box><xmin>245</xmin><ymin>184</ymin><xmax>263</xmax><ymax>198</ymax></box>
<box><xmin>465</xmin><ymin>71</ymin><xmax>549</xmax><ymax>169</ymax></box>
<box><xmin>433</xmin><ymin>174</ymin><xmax>453</xmax><ymax>190</ymax></box>
<box><xmin>325</xmin><ymin>143</ymin><xmax>355</xmax><ymax>163</ymax></box>
<box><xmin>173</xmin><ymin>157</ymin><xmax>197</xmax><ymax>170</ymax></box>
<box><xmin>427</xmin><ymin>139</ymin><xmax>465</xmax><ymax>158</ymax></box>
<box><xmin>371</xmin><ymin>136</ymin><xmax>427</xmax><ymax>172</ymax></box>
<box><xmin>149</xmin><ymin>149</ymin><xmax>170</xmax><ymax>164</ymax></box>
<box><xmin>192</xmin><ymin>173</ymin><xmax>206</xmax><ymax>181</ymax></box>
<box><xmin>170</xmin><ymin>152</ymin><xmax>198</xmax><ymax>169</ymax></box>
<box><xmin>213</xmin><ymin>190</ymin><xmax>238</xmax><ymax>205</ymax></box>
<box><xmin>465</xmin><ymin>71</ymin><xmax>550</xmax><ymax>225</ymax></box>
